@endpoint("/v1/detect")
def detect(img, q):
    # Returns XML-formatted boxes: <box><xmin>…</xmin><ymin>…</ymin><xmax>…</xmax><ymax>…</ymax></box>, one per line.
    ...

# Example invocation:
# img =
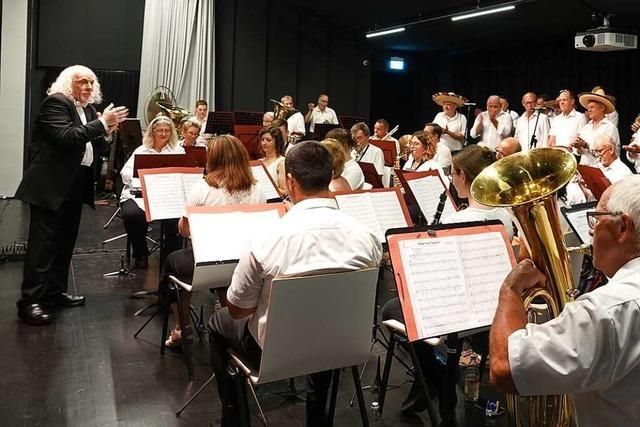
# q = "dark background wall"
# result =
<box><xmin>215</xmin><ymin>0</ymin><xmax>372</xmax><ymax>119</ymax></box>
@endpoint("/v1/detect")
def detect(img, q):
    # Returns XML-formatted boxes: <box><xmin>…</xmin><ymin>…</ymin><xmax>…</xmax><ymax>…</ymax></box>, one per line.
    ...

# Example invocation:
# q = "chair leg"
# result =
<box><xmin>351</xmin><ymin>366</ymin><xmax>370</xmax><ymax>427</ymax></box>
<box><xmin>328</xmin><ymin>369</ymin><xmax>341</xmax><ymax>426</ymax></box>
<box><xmin>232</xmin><ymin>366</ymin><xmax>251</xmax><ymax>427</ymax></box>
<box><xmin>174</xmin><ymin>287</ymin><xmax>194</xmax><ymax>381</ymax></box>
<box><xmin>246</xmin><ymin>377</ymin><xmax>268</xmax><ymax>426</ymax></box>
<box><xmin>160</xmin><ymin>296</ymin><xmax>170</xmax><ymax>355</ymax></box>
<box><xmin>478</xmin><ymin>349</ymin><xmax>488</xmax><ymax>382</ymax></box>
<box><xmin>408</xmin><ymin>343</ymin><xmax>439</xmax><ymax>427</ymax></box>
<box><xmin>133</xmin><ymin>309</ymin><xmax>158</xmax><ymax>338</ymax></box>
<box><xmin>377</xmin><ymin>333</ymin><xmax>397</xmax><ymax>416</ymax></box>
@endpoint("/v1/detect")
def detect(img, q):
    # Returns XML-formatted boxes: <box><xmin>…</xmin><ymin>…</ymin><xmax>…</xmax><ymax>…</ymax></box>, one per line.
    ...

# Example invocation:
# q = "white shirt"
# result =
<box><xmin>309</xmin><ymin>106</ymin><xmax>338</xmax><ymax>133</ymax></box>
<box><xmin>76</xmin><ymin>105</ymin><xmax>109</xmax><ymax>167</ymax></box>
<box><xmin>549</xmin><ymin>109</ymin><xmax>587</xmax><ymax>149</ymax></box>
<box><xmin>434</xmin><ymin>141</ymin><xmax>452</xmax><ymax>169</ymax></box>
<box><xmin>287</xmin><ymin>111</ymin><xmax>306</xmax><ymax>135</ymax></box>
<box><xmin>262</xmin><ymin>156</ymin><xmax>285</xmax><ymax>184</ymax></box>
<box><xmin>403</xmin><ymin>155</ymin><xmax>448</xmax><ymax>184</ymax></box>
<box><xmin>507</xmin><ymin>109</ymin><xmax>520</xmax><ymax>124</ymax></box>
<box><xmin>351</xmin><ymin>143</ymin><xmax>385</xmax><ymax>175</ymax></box>
<box><xmin>606</xmin><ymin>110</ymin><xmax>619</xmax><ymax>128</ymax></box>
<box><xmin>119</xmin><ymin>144</ymin><xmax>186</xmax><ymax>204</ymax></box>
<box><xmin>183</xmin><ymin>180</ymin><xmax>265</xmax><ymax>217</ymax></box>
<box><xmin>441</xmin><ymin>206</ymin><xmax>514</xmax><ymax>239</ymax></box>
<box><xmin>514</xmin><ymin>112</ymin><xmax>550</xmax><ymax>150</ymax></box>
<box><xmin>226</xmin><ymin>198</ymin><xmax>382</xmax><ymax>347</ymax></box>
<box><xmin>578</xmin><ymin>118</ymin><xmax>620</xmax><ymax>166</ymax></box>
<box><xmin>598</xmin><ymin>158</ymin><xmax>633</xmax><ymax>184</ymax></box>
<box><xmin>509</xmin><ymin>257</ymin><xmax>640</xmax><ymax>427</ymax></box>
<box><xmin>626</xmin><ymin>131</ymin><xmax>640</xmax><ymax>173</ymax></box>
<box><xmin>433</xmin><ymin>111</ymin><xmax>467</xmax><ymax>151</ymax></box>
<box><xmin>470</xmin><ymin>111</ymin><xmax>512</xmax><ymax>151</ymax></box>
<box><xmin>342</xmin><ymin>158</ymin><xmax>365</xmax><ymax>190</ymax></box>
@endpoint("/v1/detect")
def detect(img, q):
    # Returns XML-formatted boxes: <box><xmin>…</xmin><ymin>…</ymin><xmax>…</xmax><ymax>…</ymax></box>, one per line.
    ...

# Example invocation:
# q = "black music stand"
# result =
<box><xmin>120</xmin><ymin>118</ymin><xmax>143</xmax><ymax>158</ymax></box>
<box><xmin>312</xmin><ymin>123</ymin><xmax>340</xmax><ymax>141</ymax></box>
<box><xmin>204</xmin><ymin>111</ymin><xmax>235</xmax><ymax>135</ymax></box>
<box><xmin>339</xmin><ymin>115</ymin><xmax>365</xmax><ymax>130</ymax></box>
<box><xmin>234</xmin><ymin>111</ymin><xmax>263</xmax><ymax>125</ymax></box>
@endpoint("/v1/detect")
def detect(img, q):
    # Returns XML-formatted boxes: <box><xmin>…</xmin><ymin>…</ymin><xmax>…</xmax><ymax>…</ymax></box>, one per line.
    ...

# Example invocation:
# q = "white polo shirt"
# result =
<box><xmin>514</xmin><ymin>112</ymin><xmax>550</xmax><ymax>150</ymax></box>
<box><xmin>598</xmin><ymin>158</ymin><xmax>633</xmax><ymax>184</ymax></box>
<box><xmin>351</xmin><ymin>143</ymin><xmax>385</xmax><ymax>175</ymax></box>
<box><xmin>578</xmin><ymin>118</ymin><xmax>620</xmax><ymax>166</ymax></box>
<box><xmin>433</xmin><ymin>111</ymin><xmax>467</xmax><ymax>151</ymax></box>
<box><xmin>309</xmin><ymin>106</ymin><xmax>338</xmax><ymax>133</ymax></box>
<box><xmin>549</xmin><ymin>109</ymin><xmax>587</xmax><ymax>149</ymax></box>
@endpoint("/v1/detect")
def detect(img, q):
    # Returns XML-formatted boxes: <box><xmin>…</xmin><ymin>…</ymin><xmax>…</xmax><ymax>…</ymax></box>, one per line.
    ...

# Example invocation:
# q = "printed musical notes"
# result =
<box><xmin>406</xmin><ymin>174</ymin><xmax>456</xmax><ymax>223</ymax></box>
<box><xmin>397</xmin><ymin>232</ymin><xmax>512</xmax><ymax>339</ymax></box>
<box><xmin>564</xmin><ymin>208</ymin><xmax>593</xmax><ymax>244</ymax></box>
<box><xmin>334</xmin><ymin>189</ymin><xmax>410</xmax><ymax>243</ymax></box>
<box><xmin>139</xmin><ymin>167</ymin><xmax>204</xmax><ymax>221</ymax></box>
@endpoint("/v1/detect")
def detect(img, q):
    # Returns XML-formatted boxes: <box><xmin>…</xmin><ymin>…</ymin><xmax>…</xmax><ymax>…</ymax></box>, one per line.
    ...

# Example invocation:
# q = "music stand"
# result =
<box><xmin>204</xmin><ymin>111</ymin><xmax>235</xmax><ymax>135</ymax></box>
<box><xmin>234</xmin><ymin>125</ymin><xmax>263</xmax><ymax>160</ymax></box>
<box><xmin>133</xmin><ymin>154</ymin><xmax>191</xmax><ymax>177</ymax></box>
<box><xmin>312</xmin><ymin>123</ymin><xmax>340</xmax><ymax>141</ymax></box>
<box><xmin>369</xmin><ymin>139</ymin><xmax>397</xmax><ymax>167</ymax></box>
<box><xmin>119</xmin><ymin>118</ymin><xmax>143</xmax><ymax>158</ymax></box>
<box><xmin>357</xmin><ymin>162</ymin><xmax>384</xmax><ymax>188</ymax></box>
<box><xmin>183</xmin><ymin>146</ymin><xmax>207</xmax><ymax>169</ymax></box>
<box><xmin>576</xmin><ymin>164</ymin><xmax>611</xmax><ymax>200</ymax></box>
<box><xmin>338</xmin><ymin>115</ymin><xmax>365</xmax><ymax>130</ymax></box>
<box><xmin>234</xmin><ymin>111</ymin><xmax>263</xmax><ymax>125</ymax></box>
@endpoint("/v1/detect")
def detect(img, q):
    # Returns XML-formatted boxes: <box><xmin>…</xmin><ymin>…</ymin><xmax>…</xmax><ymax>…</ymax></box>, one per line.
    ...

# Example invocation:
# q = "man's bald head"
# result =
<box><xmin>496</xmin><ymin>137</ymin><xmax>522</xmax><ymax>159</ymax></box>
<box><xmin>594</xmin><ymin>135</ymin><xmax>617</xmax><ymax>167</ymax></box>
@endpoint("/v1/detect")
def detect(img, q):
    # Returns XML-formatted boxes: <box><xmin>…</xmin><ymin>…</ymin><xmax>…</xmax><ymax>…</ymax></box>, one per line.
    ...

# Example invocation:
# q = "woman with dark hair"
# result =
<box><xmin>259</xmin><ymin>126</ymin><xmax>287</xmax><ymax>195</ymax></box>
<box><xmin>162</xmin><ymin>135</ymin><xmax>265</xmax><ymax>347</ymax></box>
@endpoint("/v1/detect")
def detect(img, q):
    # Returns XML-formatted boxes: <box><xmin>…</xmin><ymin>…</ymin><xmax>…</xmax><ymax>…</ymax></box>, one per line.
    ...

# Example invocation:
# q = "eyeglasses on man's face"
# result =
<box><xmin>586</xmin><ymin>210</ymin><xmax>622</xmax><ymax>229</ymax></box>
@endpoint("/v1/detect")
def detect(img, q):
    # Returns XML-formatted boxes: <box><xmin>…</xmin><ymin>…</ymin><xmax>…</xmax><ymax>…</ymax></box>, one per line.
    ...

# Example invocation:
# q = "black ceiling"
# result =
<box><xmin>295</xmin><ymin>0</ymin><xmax>640</xmax><ymax>53</ymax></box>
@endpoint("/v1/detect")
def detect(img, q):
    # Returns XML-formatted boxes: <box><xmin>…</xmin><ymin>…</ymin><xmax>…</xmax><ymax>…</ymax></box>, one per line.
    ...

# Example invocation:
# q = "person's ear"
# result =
<box><xmin>618</xmin><ymin>214</ymin><xmax>634</xmax><ymax>242</ymax></box>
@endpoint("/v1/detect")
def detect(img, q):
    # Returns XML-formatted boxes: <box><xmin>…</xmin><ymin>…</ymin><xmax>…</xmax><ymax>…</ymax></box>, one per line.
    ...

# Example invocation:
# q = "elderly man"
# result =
<box><xmin>208</xmin><ymin>141</ymin><xmax>382</xmax><ymax>426</ymax></box>
<box><xmin>281</xmin><ymin>95</ymin><xmax>306</xmax><ymax>138</ymax></box>
<box><xmin>305</xmin><ymin>93</ymin><xmax>338</xmax><ymax>133</ymax></box>
<box><xmin>490</xmin><ymin>175</ymin><xmax>640</xmax><ymax>427</ymax></box>
<box><xmin>495</xmin><ymin>137</ymin><xmax>522</xmax><ymax>160</ymax></box>
<box><xmin>262</xmin><ymin>111</ymin><xmax>274</xmax><ymax>127</ymax></box>
<box><xmin>547</xmin><ymin>90</ymin><xmax>587</xmax><ymax>149</ymax></box>
<box><xmin>14</xmin><ymin>65</ymin><xmax>128</xmax><ymax>325</ymax></box>
<box><xmin>350</xmin><ymin>122</ymin><xmax>385</xmax><ymax>176</ymax></box>
<box><xmin>432</xmin><ymin>92</ymin><xmax>468</xmax><ymax>152</ymax></box>
<box><xmin>500</xmin><ymin>96</ymin><xmax>519</xmax><ymax>132</ymax></box>
<box><xmin>593</xmin><ymin>135</ymin><xmax>633</xmax><ymax>184</ymax></box>
<box><xmin>514</xmin><ymin>92</ymin><xmax>550</xmax><ymax>150</ymax></box>
<box><xmin>572</xmin><ymin>89</ymin><xmax>620</xmax><ymax>166</ymax></box>
<box><xmin>470</xmin><ymin>95</ymin><xmax>513</xmax><ymax>151</ymax></box>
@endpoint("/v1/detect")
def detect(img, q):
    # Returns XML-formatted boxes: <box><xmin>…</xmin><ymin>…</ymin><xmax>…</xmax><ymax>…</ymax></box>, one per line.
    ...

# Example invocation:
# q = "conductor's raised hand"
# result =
<box><xmin>101</xmin><ymin>103</ymin><xmax>129</xmax><ymax>127</ymax></box>
<box><xmin>501</xmin><ymin>259</ymin><xmax>546</xmax><ymax>295</ymax></box>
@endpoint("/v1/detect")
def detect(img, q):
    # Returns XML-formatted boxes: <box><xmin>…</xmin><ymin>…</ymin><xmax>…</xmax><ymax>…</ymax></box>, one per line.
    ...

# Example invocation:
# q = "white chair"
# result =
<box><xmin>228</xmin><ymin>268</ymin><xmax>380</xmax><ymax>426</ymax></box>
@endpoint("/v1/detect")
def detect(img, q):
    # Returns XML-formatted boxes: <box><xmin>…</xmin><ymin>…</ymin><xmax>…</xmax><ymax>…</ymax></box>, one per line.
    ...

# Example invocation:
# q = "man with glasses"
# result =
<box><xmin>489</xmin><ymin>175</ymin><xmax>640</xmax><ymax>426</ymax></box>
<box><xmin>495</xmin><ymin>137</ymin><xmax>522</xmax><ymax>160</ymax></box>
<box><xmin>350</xmin><ymin>122</ymin><xmax>384</xmax><ymax>177</ymax></box>
<box><xmin>305</xmin><ymin>94</ymin><xmax>338</xmax><ymax>134</ymax></box>
<box><xmin>593</xmin><ymin>135</ymin><xmax>632</xmax><ymax>184</ymax></box>
<box><xmin>514</xmin><ymin>92</ymin><xmax>550</xmax><ymax>150</ymax></box>
<box><xmin>548</xmin><ymin>90</ymin><xmax>587</xmax><ymax>150</ymax></box>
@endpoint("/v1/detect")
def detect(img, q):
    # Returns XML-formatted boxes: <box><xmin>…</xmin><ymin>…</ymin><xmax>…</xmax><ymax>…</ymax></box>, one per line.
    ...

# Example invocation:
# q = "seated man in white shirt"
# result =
<box><xmin>262</xmin><ymin>111</ymin><xmax>274</xmax><ymax>127</ymax></box>
<box><xmin>572</xmin><ymin>88</ymin><xmax>620</xmax><ymax>166</ymax></box>
<box><xmin>490</xmin><ymin>175</ymin><xmax>640</xmax><ymax>427</ymax></box>
<box><xmin>370</xmin><ymin>118</ymin><xmax>400</xmax><ymax>153</ymax></box>
<box><xmin>304</xmin><ymin>93</ymin><xmax>338</xmax><ymax>134</ymax></box>
<box><xmin>422</xmin><ymin>122</ymin><xmax>452</xmax><ymax>171</ymax></box>
<box><xmin>495</xmin><ymin>137</ymin><xmax>522</xmax><ymax>160</ymax></box>
<box><xmin>208</xmin><ymin>141</ymin><xmax>382</xmax><ymax>426</ymax></box>
<box><xmin>547</xmin><ymin>90</ymin><xmax>587</xmax><ymax>149</ymax></box>
<box><xmin>470</xmin><ymin>95</ymin><xmax>512</xmax><ymax>151</ymax></box>
<box><xmin>350</xmin><ymin>122</ymin><xmax>385</xmax><ymax>176</ymax></box>
<box><xmin>281</xmin><ymin>95</ymin><xmax>306</xmax><ymax>139</ymax></box>
<box><xmin>514</xmin><ymin>92</ymin><xmax>550</xmax><ymax>150</ymax></box>
<box><xmin>194</xmin><ymin>99</ymin><xmax>208</xmax><ymax>126</ymax></box>
<box><xmin>593</xmin><ymin>135</ymin><xmax>633</xmax><ymax>184</ymax></box>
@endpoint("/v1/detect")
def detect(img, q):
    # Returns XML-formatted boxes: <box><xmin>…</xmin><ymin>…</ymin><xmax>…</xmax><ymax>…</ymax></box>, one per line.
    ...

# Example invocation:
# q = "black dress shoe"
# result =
<box><xmin>134</xmin><ymin>257</ymin><xmax>149</xmax><ymax>269</ymax></box>
<box><xmin>18</xmin><ymin>304</ymin><xmax>53</xmax><ymax>326</ymax></box>
<box><xmin>43</xmin><ymin>293</ymin><xmax>86</xmax><ymax>307</ymax></box>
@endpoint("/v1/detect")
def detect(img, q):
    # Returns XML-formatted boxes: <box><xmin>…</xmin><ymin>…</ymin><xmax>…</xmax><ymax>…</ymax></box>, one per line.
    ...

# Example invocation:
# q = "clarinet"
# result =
<box><xmin>431</xmin><ymin>190</ymin><xmax>448</xmax><ymax>225</ymax></box>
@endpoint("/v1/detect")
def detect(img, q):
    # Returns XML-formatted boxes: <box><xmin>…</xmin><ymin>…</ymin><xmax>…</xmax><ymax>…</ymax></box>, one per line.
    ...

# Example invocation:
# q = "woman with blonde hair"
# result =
<box><xmin>321</xmin><ymin>138</ymin><xmax>351</xmax><ymax>191</ymax></box>
<box><xmin>120</xmin><ymin>116</ymin><xmax>183</xmax><ymax>268</ymax></box>
<box><xmin>162</xmin><ymin>135</ymin><xmax>265</xmax><ymax>347</ymax></box>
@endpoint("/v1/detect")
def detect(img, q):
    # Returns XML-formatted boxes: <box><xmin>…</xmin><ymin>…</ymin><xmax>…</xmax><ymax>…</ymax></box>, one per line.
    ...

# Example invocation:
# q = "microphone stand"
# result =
<box><xmin>530</xmin><ymin>109</ymin><xmax>542</xmax><ymax>150</ymax></box>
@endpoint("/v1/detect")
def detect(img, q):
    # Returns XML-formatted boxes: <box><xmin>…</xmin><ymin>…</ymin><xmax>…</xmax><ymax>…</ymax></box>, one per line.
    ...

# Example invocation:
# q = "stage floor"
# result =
<box><xmin>0</xmin><ymin>199</ymin><xmax>506</xmax><ymax>426</ymax></box>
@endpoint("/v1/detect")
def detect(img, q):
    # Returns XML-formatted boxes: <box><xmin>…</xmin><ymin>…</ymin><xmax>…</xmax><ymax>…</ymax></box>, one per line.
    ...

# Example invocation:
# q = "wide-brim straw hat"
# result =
<box><xmin>432</xmin><ymin>92</ymin><xmax>468</xmax><ymax>107</ymax></box>
<box><xmin>578</xmin><ymin>86</ymin><xmax>616</xmax><ymax>114</ymax></box>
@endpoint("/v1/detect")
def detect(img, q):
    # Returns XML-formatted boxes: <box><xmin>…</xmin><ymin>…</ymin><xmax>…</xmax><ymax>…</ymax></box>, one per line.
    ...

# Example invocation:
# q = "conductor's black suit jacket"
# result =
<box><xmin>15</xmin><ymin>93</ymin><xmax>108</xmax><ymax>211</ymax></box>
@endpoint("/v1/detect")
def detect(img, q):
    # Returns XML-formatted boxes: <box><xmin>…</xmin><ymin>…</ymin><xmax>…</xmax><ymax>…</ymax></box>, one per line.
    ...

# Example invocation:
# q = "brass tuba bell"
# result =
<box><xmin>471</xmin><ymin>148</ymin><xmax>578</xmax><ymax>427</ymax></box>
<box><xmin>270</xmin><ymin>98</ymin><xmax>298</xmax><ymax>121</ymax></box>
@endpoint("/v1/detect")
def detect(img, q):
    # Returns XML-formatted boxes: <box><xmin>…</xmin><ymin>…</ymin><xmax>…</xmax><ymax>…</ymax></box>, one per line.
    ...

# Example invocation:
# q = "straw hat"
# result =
<box><xmin>432</xmin><ymin>92</ymin><xmax>468</xmax><ymax>107</ymax></box>
<box><xmin>578</xmin><ymin>86</ymin><xmax>616</xmax><ymax>114</ymax></box>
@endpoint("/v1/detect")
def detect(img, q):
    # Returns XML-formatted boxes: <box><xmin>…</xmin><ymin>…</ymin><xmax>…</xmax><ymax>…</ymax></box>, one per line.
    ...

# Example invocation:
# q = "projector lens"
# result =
<box><xmin>583</xmin><ymin>34</ymin><xmax>596</xmax><ymax>47</ymax></box>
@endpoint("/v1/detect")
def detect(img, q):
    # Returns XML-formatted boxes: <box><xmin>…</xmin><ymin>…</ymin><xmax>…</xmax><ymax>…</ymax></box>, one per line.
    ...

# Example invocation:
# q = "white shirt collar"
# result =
<box><xmin>289</xmin><ymin>197</ymin><xmax>338</xmax><ymax>214</ymax></box>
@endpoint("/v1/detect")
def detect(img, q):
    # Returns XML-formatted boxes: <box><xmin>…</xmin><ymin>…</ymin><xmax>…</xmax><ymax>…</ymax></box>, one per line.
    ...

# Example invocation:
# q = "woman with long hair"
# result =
<box><xmin>321</xmin><ymin>138</ymin><xmax>351</xmax><ymax>191</ymax></box>
<box><xmin>162</xmin><ymin>135</ymin><xmax>265</xmax><ymax>347</ymax></box>
<box><xmin>259</xmin><ymin>126</ymin><xmax>287</xmax><ymax>195</ymax></box>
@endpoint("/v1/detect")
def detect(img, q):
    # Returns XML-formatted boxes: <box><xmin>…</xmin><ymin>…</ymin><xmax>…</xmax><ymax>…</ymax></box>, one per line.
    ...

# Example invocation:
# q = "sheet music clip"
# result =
<box><xmin>426</xmin><ymin>229</ymin><xmax>438</xmax><ymax>236</ymax></box>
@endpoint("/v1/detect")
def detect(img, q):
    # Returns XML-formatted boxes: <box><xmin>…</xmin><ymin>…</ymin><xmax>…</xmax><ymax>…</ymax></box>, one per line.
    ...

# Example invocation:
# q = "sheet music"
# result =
<box><xmin>182</xmin><ymin>173</ymin><xmax>204</xmax><ymax>196</ymax></box>
<box><xmin>335</xmin><ymin>191</ymin><xmax>408</xmax><ymax>242</ymax></box>
<box><xmin>398</xmin><ymin>232</ymin><xmax>512</xmax><ymax>338</ymax></box>
<box><xmin>407</xmin><ymin>175</ymin><xmax>455</xmax><ymax>222</ymax></box>
<box><xmin>189</xmin><ymin>209</ymin><xmax>282</xmax><ymax>263</ymax></box>
<box><xmin>251</xmin><ymin>165</ymin><xmax>281</xmax><ymax>200</ymax></box>
<box><xmin>142</xmin><ymin>174</ymin><xmax>188</xmax><ymax>220</ymax></box>
<box><xmin>565</xmin><ymin>208</ymin><xmax>593</xmax><ymax>244</ymax></box>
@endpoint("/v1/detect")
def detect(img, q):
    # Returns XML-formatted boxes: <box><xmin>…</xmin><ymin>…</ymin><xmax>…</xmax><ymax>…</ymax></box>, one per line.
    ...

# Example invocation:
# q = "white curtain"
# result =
<box><xmin>136</xmin><ymin>0</ymin><xmax>215</xmax><ymax>125</ymax></box>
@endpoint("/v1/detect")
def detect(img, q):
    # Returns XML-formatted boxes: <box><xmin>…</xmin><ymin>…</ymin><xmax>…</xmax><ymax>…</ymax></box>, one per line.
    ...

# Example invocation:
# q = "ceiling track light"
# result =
<box><xmin>365</xmin><ymin>27</ymin><xmax>406</xmax><ymax>38</ymax></box>
<box><xmin>451</xmin><ymin>5</ymin><xmax>516</xmax><ymax>21</ymax></box>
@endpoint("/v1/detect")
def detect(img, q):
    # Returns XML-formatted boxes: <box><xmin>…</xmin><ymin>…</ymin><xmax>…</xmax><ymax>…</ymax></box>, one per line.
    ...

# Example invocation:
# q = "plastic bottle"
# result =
<box><xmin>464</xmin><ymin>365</ymin><xmax>480</xmax><ymax>401</ymax></box>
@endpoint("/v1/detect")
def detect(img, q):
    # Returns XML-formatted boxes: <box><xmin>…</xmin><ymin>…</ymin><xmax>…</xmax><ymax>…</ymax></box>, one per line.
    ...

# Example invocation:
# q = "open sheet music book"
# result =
<box><xmin>333</xmin><ymin>188</ymin><xmax>412</xmax><ymax>243</ymax></box>
<box><xmin>561</xmin><ymin>201</ymin><xmax>597</xmax><ymax>245</ymax></box>
<box><xmin>397</xmin><ymin>169</ymin><xmax>457</xmax><ymax>223</ymax></box>
<box><xmin>139</xmin><ymin>167</ymin><xmax>204</xmax><ymax>221</ymax></box>
<box><xmin>387</xmin><ymin>222</ymin><xmax>516</xmax><ymax>341</ymax></box>
<box><xmin>187</xmin><ymin>204</ymin><xmax>286</xmax><ymax>289</ymax></box>
<box><xmin>249</xmin><ymin>160</ymin><xmax>281</xmax><ymax>201</ymax></box>
<box><xmin>576</xmin><ymin>164</ymin><xmax>611</xmax><ymax>200</ymax></box>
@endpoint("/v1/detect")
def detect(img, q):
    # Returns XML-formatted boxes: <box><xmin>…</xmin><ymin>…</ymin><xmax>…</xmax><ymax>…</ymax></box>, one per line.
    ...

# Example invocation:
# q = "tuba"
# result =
<box><xmin>270</xmin><ymin>99</ymin><xmax>298</xmax><ymax>121</ymax></box>
<box><xmin>471</xmin><ymin>148</ymin><xmax>578</xmax><ymax>427</ymax></box>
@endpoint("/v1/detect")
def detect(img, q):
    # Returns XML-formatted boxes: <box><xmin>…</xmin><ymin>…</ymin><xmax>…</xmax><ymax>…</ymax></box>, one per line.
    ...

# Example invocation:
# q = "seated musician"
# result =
<box><xmin>120</xmin><ymin>116</ymin><xmax>185</xmax><ymax>268</ymax></box>
<box><xmin>321</xmin><ymin>138</ymin><xmax>351</xmax><ymax>191</ymax></box>
<box><xmin>490</xmin><ymin>176</ymin><xmax>640</xmax><ymax>426</ymax></box>
<box><xmin>208</xmin><ymin>141</ymin><xmax>382</xmax><ymax>426</ymax></box>
<box><xmin>161</xmin><ymin>135</ymin><xmax>265</xmax><ymax>347</ymax></box>
<box><xmin>326</xmin><ymin>127</ymin><xmax>365</xmax><ymax>190</ymax></box>
<box><xmin>625</xmin><ymin>122</ymin><xmax>640</xmax><ymax>173</ymax></box>
<box><xmin>179</xmin><ymin>118</ymin><xmax>206</xmax><ymax>147</ymax></box>
<box><xmin>371</xmin><ymin>118</ymin><xmax>400</xmax><ymax>153</ymax></box>
<box><xmin>262</xmin><ymin>111</ymin><xmax>274</xmax><ymax>127</ymax></box>
<box><xmin>350</xmin><ymin>122</ymin><xmax>385</xmax><ymax>177</ymax></box>
<box><xmin>495</xmin><ymin>136</ymin><xmax>521</xmax><ymax>160</ymax></box>
<box><xmin>272</xmin><ymin>118</ymin><xmax>292</xmax><ymax>152</ymax></box>
<box><xmin>403</xmin><ymin>128</ymin><xmax>447</xmax><ymax>182</ymax></box>
<box><xmin>281</xmin><ymin>95</ymin><xmax>306</xmax><ymax>139</ymax></box>
<box><xmin>382</xmin><ymin>145</ymin><xmax>513</xmax><ymax>424</ymax></box>
<box><xmin>423</xmin><ymin>122</ymin><xmax>452</xmax><ymax>172</ymax></box>
<box><xmin>593</xmin><ymin>135</ymin><xmax>632</xmax><ymax>184</ymax></box>
<box><xmin>259</xmin><ymin>126</ymin><xmax>287</xmax><ymax>195</ymax></box>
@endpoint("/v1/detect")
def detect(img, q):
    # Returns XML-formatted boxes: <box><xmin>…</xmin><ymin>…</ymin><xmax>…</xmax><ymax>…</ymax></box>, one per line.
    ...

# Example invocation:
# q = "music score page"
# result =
<box><xmin>335</xmin><ymin>191</ymin><xmax>408</xmax><ymax>242</ymax></box>
<box><xmin>251</xmin><ymin>165</ymin><xmax>281</xmax><ymax>200</ymax></box>
<box><xmin>565</xmin><ymin>208</ymin><xmax>593</xmax><ymax>244</ymax></box>
<box><xmin>142</xmin><ymin>172</ymin><xmax>203</xmax><ymax>221</ymax></box>
<box><xmin>406</xmin><ymin>175</ymin><xmax>456</xmax><ymax>222</ymax></box>
<box><xmin>398</xmin><ymin>232</ymin><xmax>512</xmax><ymax>339</ymax></box>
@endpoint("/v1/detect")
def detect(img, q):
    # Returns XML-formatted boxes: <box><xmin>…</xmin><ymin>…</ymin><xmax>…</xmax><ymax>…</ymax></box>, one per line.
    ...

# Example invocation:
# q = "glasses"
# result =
<box><xmin>592</xmin><ymin>146</ymin><xmax>611</xmax><ymax>156</ymax></box>
<box><xmin>586</xmin><ymin>210</ymin><xmax>622</xmax><ymax>228</ymax></box>
<box><xmin>154</xmin><ymin>128</ymin><xmax>172</xmax><ymax>134</ymax></box>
